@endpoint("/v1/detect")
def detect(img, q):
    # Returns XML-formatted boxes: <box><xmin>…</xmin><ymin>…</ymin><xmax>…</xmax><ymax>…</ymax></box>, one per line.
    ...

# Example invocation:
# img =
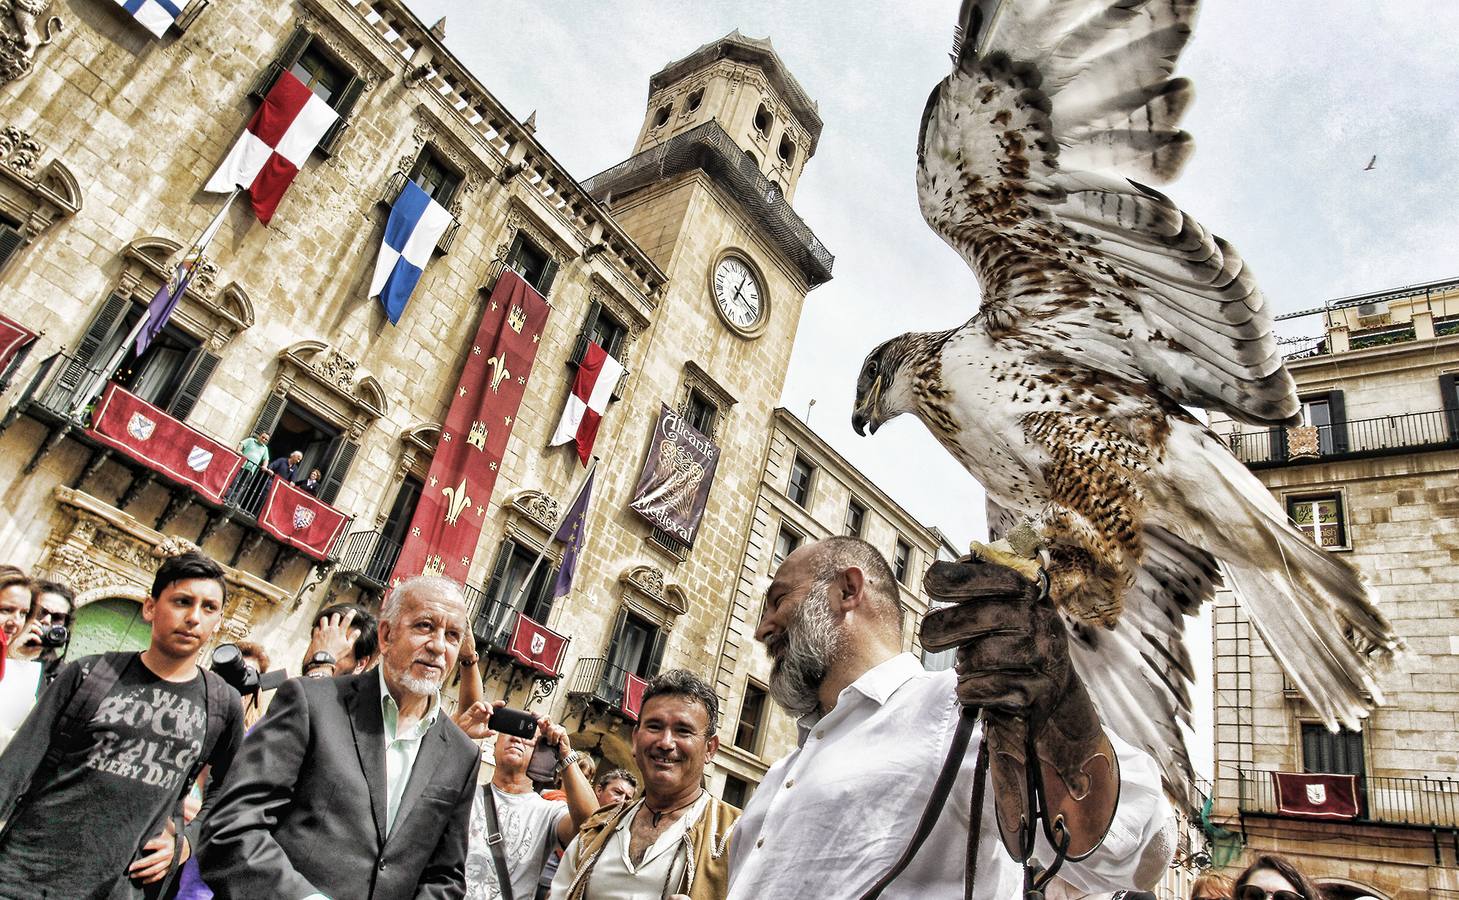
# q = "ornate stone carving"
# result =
<box><xmin>510</xmin><ymin>489</ymin><xmax>561</xmax><ymax>531</ymax></box>
<box><xmin>314</xmin><ymin>347</ymin><xmax>358</xmax><ymax>391</ymax></box>
<box><xmin>0</xmin><ymin>124</ymin><xmax>40</xmax><ymax>175</ymax></box>
<box><xmin>295</xmin><ymin>9</ymin><xmax>382</xmax><ymax>90</ymax></box>
<box><xmin>0</xmin><ymin>0</ymin><xmax>61</xmax><ymax>85</ymax></box>
<box><xmin>618</xmin><ymin>564</ymin><xmax>687</xmax><ymax>618</ymax></box>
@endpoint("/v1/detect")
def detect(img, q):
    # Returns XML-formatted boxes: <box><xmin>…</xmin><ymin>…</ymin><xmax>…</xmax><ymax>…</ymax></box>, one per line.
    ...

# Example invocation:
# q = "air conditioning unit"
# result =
<box><xmin>1356</xmin><ymin>301</ymin><xmax>1390</xmax><ymax>325</ymax></box>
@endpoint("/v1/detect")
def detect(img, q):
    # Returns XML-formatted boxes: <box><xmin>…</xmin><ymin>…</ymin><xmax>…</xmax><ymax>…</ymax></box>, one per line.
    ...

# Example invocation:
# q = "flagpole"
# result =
<box><xmin>511</xmin><ymin>455</ymin><xmax>598</xmax><ymax>611</ymax></box>
<box><xmin>70</xmin><ymin>188</ymin><xmax>241</xmax><ymax>418</ymax></box>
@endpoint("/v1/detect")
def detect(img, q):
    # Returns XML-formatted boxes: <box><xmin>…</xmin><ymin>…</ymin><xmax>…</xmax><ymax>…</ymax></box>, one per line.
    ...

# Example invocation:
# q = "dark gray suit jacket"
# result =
<box><xmin>199</xmin><ymin>670</ymin><xmax>480</xmax><ymax>899</ymax></box>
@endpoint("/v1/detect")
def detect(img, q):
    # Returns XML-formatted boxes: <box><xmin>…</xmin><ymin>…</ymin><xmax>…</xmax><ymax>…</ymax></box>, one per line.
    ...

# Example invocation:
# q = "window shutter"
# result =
<box><xmin>537</xmin><ymin>257</ymin><xmax>559</xmax><ymax>297</ymax></box>
<box><xmin>572</xmin><ymin>301</ymin><xmax>601</xmax><ymax>366</ymax></box>
<box><xmin>319</xmin><ymin>435</ymin><xmax>359</xmax><ymax>504</ymax></box>
<box><xmin>527</xmin><ymin>561</ymin><xmax>557</xmax><ymax>623</ymax></box>
<box><xmin>166</xmin><ymin>347</ymin><xmax>219</xmax><ymax>421</ymax></box>
<box><xmin>0</xmin><ymin>221</ymin><xmax>27</xmax><ymax>274</ymax></box>
<box><xmin>504</xmin><ymin>233</ymin><xmax>526</xmax><ymax>274</ymax></box>
<box><xmin>56</xmin><ymin>294</ymin><xmax>131</xmax><ymax>401</ymax></box>
<box><xmin>1440</xmin><ymin>374</ymin><xmax>1459</xmax><ymax>442</ymax></box>
<box><xmin>1326</xmin><ymin>390</ymin><xmax>1348</xmax><ymax>454</ymax></box>
<box><xmin>318</xmin><ymin>73</ymin><xmax>366</xmax><ymax>156</ymax></box>
<box><xmin>248</xmin><ymin>393</ymin><xmax>287</xmax><ymax>445</ymax></box>
<box><xmin>646</xmin><ymin>628</ymin><xmax>668</xmax><ymax>678</ymax></box>
<box><xmin>251</xmin><ymin>27</ymin><xmax>312</xmax><ymax>98</ymax></box>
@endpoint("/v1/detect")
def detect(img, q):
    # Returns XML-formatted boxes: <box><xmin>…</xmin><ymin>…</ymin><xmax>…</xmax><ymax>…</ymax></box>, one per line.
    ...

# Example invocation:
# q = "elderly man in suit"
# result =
<box><xmin>200</xmin><ymin>575</ymin><xmax>482</xmax><ymax>899</ymax></box>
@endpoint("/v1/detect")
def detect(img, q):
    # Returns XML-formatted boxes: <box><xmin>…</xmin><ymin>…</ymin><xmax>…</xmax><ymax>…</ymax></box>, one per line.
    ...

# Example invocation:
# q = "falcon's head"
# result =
<box><xmin>852</xmin><ymin>334</ymin><xmax>932</xmax><ymax>436</ymax></box>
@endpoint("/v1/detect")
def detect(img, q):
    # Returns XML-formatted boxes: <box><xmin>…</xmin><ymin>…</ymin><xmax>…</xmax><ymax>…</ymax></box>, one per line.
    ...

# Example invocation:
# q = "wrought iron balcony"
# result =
<box><xmin>1225</xmin><ymin>407</ymin><xmax>1459</xmax><ymax>468</ymax></box>
<box><xmin>1237</xmin><ymin>767</ymin><xmax>1459</xmax><ymax>829</ymax></box>
<box><xmin>566</xmin><ymin>656</ymin><xmax>636</xmax><ymax>713</ymax></box>
<box><xmin>334</xmin><ymin>528</ymin><xmax>403</xmax><ymax>588</ymax></box>
<box><xmin>463</xmin><ymin>586</ymin><xmax>519</xmax><ymax>657</ymax></box>
<box><xmin>2</xmin><ymin>351</ymin><xmax>351</xmax><ymax>574</ymax></box>
<box><xmin>378</xmin><ymin>171</ymin><xmax>461</xmax><ymax>254</ymax></box>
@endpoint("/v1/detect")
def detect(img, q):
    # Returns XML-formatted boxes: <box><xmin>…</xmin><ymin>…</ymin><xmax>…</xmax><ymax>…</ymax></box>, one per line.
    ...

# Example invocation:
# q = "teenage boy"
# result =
<box><xmin>0</xmin><ymin>550</ymin><xmax>245</xmax><ymax>899</ymax></box>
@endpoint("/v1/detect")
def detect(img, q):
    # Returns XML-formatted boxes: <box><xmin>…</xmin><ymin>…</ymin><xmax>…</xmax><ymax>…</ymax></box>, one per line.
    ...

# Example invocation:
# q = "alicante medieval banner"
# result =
<box><xmin>628</xmin><ymin>403</ymin><xmax>720</xmax><ymax>546</ymax></box>
<box><xmin>87</xmin><ymin>383</ymin><xmax>244</xmax><ymax>504</ymax></box>
<box><xmin>389</xmin><ymin>268</ymin><xmax>550</xmax><ymax>585</ymax></box>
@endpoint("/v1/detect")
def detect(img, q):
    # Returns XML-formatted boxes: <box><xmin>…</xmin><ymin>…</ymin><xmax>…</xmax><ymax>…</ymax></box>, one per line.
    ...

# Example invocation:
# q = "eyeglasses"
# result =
<box><xmin>1236</xmin><ymin>886</ymin><xmax>1302</xmax><ymax>900</ymax></box>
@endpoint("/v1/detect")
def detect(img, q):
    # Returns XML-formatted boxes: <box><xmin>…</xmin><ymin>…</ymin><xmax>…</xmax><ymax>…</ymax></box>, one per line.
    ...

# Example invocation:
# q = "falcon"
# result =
<box><xmin>851</xmin><ymin>0</ymin><xmax>1403</xmax><ymax>804</ymax></box>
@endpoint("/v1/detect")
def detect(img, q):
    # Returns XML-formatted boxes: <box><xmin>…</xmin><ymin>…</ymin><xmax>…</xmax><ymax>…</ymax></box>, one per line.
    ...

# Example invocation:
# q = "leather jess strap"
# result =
<box><xmin>857</xmin><ymin>706</ymin><xmax>984</xmax><ymax>900</ymax></box>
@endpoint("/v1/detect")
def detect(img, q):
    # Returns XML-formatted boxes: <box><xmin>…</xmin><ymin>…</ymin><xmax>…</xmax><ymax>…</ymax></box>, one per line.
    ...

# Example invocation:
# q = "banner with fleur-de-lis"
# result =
<box><xmin>390</xmin><ymin>268</ymin><xmax>550</xmax><ymax>585</ymax></box>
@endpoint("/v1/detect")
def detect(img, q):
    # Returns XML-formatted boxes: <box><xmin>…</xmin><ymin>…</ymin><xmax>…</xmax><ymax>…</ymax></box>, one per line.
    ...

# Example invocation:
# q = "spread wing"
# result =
<box><xmin>989</xmin><ymin>500</ymin><xmax>1211</xmax><ymax>810</ymax></box>
<box><xmin>919</xmin><ymin>0</ymin><xmax>1297</xmax><ymax>426</ymax></box>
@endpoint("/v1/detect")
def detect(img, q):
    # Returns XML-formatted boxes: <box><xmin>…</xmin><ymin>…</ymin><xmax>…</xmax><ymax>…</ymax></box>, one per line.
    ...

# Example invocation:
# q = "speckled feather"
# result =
<box><xmin>855</xmin><ymin>0</ymin><xmax>1404</xmax><ymax>809</ymax></box>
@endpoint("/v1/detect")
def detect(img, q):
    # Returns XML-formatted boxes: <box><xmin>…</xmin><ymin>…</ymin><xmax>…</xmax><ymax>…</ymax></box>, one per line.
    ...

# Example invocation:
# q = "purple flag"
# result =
<box><xmin>137</xmin><ymin>192</ymin><xmax>235</xmax><ymax>355</ymax></box>
<box><xmin>550</xmin><ymin>468</ymin><xmax>595</xmax><ymax>599</ymax></box>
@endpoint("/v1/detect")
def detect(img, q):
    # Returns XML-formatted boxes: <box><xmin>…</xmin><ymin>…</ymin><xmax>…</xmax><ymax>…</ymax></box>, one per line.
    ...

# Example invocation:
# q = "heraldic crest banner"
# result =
<box><xmin>390</xmin><ymin>268</ymin><xmax>551</xmax><ymax>584</ymax></box>
<box><xmin>628</xmin><ymin>403</ymin><xmax>720</xmax><ymax>546</ymax></box>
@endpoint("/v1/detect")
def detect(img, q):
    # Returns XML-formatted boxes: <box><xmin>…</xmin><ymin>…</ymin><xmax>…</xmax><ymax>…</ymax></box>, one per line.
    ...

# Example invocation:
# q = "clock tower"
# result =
<box><xmin>580</xmin><ymin>29</ymin><xmax>832</xmax><ymax>697</ymax></box>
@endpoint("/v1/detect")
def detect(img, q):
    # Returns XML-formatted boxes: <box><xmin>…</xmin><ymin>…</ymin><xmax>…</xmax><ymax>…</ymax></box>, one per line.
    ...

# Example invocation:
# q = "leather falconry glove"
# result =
<box><xmin>920</xmin><ymin>555</ymin><xmax>1119</xmax><ymax>862</ymax></box>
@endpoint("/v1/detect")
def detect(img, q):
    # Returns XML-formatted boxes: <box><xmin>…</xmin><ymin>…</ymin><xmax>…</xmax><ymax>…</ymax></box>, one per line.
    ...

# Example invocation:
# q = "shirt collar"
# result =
<box><xmin>378</xmin><ymin>666</ymin><xmax>441</xmax><ymax>740</ymax></box>
<box><xmin>795</xmin><ymin>652</ymin><xmax>923</xmax><ymax>742</ymax></box>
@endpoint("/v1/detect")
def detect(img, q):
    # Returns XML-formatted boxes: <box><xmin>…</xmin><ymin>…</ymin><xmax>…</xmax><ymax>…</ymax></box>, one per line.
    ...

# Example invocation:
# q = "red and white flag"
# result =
<box><xmin>550</xmin><ymin>342</ymin><xmax>624</xmax><ymax>466</ymax></box>
<box><xmin>206</xmin><ymin>70</ymin><xmax>338</xmax><ymax>224</ymax></box>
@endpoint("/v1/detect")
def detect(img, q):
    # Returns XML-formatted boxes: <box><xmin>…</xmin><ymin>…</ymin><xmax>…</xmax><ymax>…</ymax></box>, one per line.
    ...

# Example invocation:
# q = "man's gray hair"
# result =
<box><xmin>639</xmin><ymin>668</ymin><xmax>721</xmax><ymax>737</ymax></box>
<box><xmin>381</xmin><ymin>575</ymin><xmax>467</xmax><ymax>626</ymax></box>
<box><xmin>810</xmin><ymin>536</ymin><xmax>904</xmax><ymax>637</ymax></box>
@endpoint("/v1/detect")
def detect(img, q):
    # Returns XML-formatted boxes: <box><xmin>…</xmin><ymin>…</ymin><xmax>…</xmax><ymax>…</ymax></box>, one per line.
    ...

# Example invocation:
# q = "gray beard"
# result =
<box><xmin>385</xmin><ymin>660</ymin><xmax>443</xmax><ymax>697</ymax></box>
<box><xmin>768</xmin><ymin>581</ymin><xmax>843</xmax><ymax>718</ymax></box>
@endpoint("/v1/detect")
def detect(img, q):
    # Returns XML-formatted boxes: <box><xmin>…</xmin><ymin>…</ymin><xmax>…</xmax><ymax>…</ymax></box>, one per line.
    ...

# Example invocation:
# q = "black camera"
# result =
<box><xmin>39</xmin><ymin>624</ymin><xmax>69</xmax><ymax>648</ymax></box>
<box><xmin>211</xmin><ymin>643</ymin><xmax>287</xmax><ymax>697</ymax></box>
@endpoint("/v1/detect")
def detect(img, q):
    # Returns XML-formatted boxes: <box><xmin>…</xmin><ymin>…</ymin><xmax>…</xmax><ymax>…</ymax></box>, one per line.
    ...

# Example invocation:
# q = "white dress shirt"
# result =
<box><xmin>549</xmin><ymin>792</ymin><xmax>710</xmax><ymax>900</ymax></box>
<box><xmin>727</xmin><ymin>653</ymin><xmax>1171</xmax><ymax>900</ymax></box>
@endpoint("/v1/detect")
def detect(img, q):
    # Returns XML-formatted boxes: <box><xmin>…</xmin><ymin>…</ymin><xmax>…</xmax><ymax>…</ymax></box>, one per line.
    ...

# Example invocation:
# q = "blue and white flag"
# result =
<box><xmin>118</xmin><ymin>0</ymin><xmax>182</xmax><ymax>38</ymax></box>
<box><xmin>370</xmin><ymin>180</ymin><xmax>452</xmax><ymax>325</ymax></box>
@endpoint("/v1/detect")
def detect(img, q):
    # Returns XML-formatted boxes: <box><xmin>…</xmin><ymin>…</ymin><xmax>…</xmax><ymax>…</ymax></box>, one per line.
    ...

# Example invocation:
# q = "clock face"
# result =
<box><xmin>712</xmin><ymin>256</ymin><xmax>764</xmax><ymax>331</ymax></box>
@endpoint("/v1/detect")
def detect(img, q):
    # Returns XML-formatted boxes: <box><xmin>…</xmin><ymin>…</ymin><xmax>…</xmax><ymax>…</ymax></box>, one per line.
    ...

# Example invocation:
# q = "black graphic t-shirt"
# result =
<box><xmin>0</xmin><ymin>655</ymin><xmax>207</xmax><ymax>899</ymax></box>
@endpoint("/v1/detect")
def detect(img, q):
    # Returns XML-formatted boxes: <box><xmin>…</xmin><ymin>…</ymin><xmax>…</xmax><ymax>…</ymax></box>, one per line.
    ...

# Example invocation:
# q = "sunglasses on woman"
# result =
<box><xmin>1237</xmin><ymin>886</ymin><xmax>1302</xmax><ymax>900</ymax></box>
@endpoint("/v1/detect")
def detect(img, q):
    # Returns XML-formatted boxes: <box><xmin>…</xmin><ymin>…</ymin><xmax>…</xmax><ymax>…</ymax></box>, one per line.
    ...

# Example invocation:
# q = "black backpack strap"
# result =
<box><xmin>152</xmin><ymin>667</ymin><xmax>235</xmax><ymax>898</ymax></box>
<box><xmin>481</xmin><ymin>785</ymin><xmax>516</xmax><ymax>900</ymax></box>
<box><xmin>41</xmin><ymin>651</ymin><xmax>130</xmax><ymax>771</ymax></box>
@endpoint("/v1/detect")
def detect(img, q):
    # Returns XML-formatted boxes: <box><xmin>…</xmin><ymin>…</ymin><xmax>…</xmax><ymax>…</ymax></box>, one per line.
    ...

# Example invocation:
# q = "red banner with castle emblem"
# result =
<box><xmin>258</xmin><ymin>477</ymin><xmax>350</xmax><ymax>561</ymax></box>
<box><xmin>390</xmin><ymin>268</ymin><xmax>550</xmax><ymax>585</ymax></box>
<box><xmin>87</xmin><ymin>383</ymin><xmax>244</xmax><ymax>503</ymax></box>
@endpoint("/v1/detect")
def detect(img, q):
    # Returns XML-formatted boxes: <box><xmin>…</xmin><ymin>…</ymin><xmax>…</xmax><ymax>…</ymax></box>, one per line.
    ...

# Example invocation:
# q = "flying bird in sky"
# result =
<box><xmin>1364</xmin><ymin>154</ymin><xmax>1377</xmax><ymax>170</ymax></box>
<box><xmin>851</xmin><ymin>0</ymin><xmax>1402</xmax><ymax>804</ymax></box>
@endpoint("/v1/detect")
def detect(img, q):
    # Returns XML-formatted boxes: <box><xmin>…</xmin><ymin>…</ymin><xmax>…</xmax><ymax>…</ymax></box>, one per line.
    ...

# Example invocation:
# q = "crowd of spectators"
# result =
<box><xmin>0</xmin><ymin>540</ymin><xmax>1348</xmax><ymax>899</ymax></box>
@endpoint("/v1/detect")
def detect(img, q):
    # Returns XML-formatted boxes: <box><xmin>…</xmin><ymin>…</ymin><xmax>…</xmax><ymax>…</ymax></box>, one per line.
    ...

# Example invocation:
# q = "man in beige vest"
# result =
<box><xmin>551</xmin><ymin>670</ymin><xmax>736</xmax><ymax>900</ymax></box>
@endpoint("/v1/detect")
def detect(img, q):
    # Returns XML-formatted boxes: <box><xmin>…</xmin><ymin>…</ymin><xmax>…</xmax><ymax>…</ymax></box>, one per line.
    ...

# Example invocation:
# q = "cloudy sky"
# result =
<box><xmin>403</xmin><ymin>0</ymin><xmax>1459</xmax><ymax>775</ymax></box>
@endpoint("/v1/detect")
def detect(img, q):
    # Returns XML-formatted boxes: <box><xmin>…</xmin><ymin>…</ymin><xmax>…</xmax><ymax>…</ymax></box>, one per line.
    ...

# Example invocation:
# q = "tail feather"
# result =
<box><xmin>1175</xmin><ymin>425</ymin><xmax>1403</xmax><ymax>731</ymax></box>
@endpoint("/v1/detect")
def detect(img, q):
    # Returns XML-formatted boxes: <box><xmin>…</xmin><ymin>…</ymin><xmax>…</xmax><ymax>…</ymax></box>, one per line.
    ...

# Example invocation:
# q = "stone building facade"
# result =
<box><xmin>705</xmin><ymin>408</ymin><xmax>954</xmax><ymax>805</ymax></box>
<box><xmin>1206</xmin><ymin>277</ymin><xmax>1459</xmax><ymax>899</ymax></box>
<box><xmin>0</xmin><ymin>0</ymin><xmax>951</xmax><ymax>794</ymax></box>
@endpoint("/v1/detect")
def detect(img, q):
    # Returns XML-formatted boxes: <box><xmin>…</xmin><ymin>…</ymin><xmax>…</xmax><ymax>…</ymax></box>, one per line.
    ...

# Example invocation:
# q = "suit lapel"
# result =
<box><xmin>348</xmin><ymin>672</ymin><xmax>389</xmax><ymax>842</ymax></box>
<box><xmin>387</xmin><ymin>715</ymin><xmax>449</xmax><ymax>840</ymax></box>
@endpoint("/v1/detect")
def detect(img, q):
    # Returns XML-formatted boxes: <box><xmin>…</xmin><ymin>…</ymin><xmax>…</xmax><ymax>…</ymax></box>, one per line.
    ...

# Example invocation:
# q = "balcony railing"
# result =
<box><xmin>4</xmin><ymin>351</ymin><xmax>351</xmax><ymax>564</ymax></box>
<box><xmin>1237</xmin><ymin>767</ymin><xmax>1459</xmax><ymax>829</ymax></box>
<box><xmin>464</xmin><ymin>587</ymin><xmax>525</xmax><ymax>657</ymax></box>
<box><xmin>1226</xmin><ymin>407</ymin><xmax>1459</xmax><ymax>467</ymax></box>
<box><xmin>379</xmin><ymin>171</ymin><xmax>461</xmax><ymax>253</ymax></box>
<box><xmin>335</xmin><ymin>529</ymin><xmax>403</xmax><ymax>588</ymax></box>
<box><xmin>566</xmin><ymin>656</ymin><xmax>634</xmax><ymax>710</ymax></box>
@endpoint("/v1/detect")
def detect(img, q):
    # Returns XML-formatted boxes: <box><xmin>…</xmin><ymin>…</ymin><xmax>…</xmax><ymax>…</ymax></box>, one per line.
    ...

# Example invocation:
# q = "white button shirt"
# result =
<box><xmin>727</xmin><ymin>654</ymin><xmax>1170</xmax><ymax>900</ymax></box>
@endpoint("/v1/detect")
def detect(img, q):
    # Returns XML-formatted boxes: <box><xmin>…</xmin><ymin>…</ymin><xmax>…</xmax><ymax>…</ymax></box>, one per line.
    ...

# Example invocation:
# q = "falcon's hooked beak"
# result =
<box><xmin>852</xmin><ymin>376</ymin><xmax>884</xmax><ymax>436</ymax></box>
